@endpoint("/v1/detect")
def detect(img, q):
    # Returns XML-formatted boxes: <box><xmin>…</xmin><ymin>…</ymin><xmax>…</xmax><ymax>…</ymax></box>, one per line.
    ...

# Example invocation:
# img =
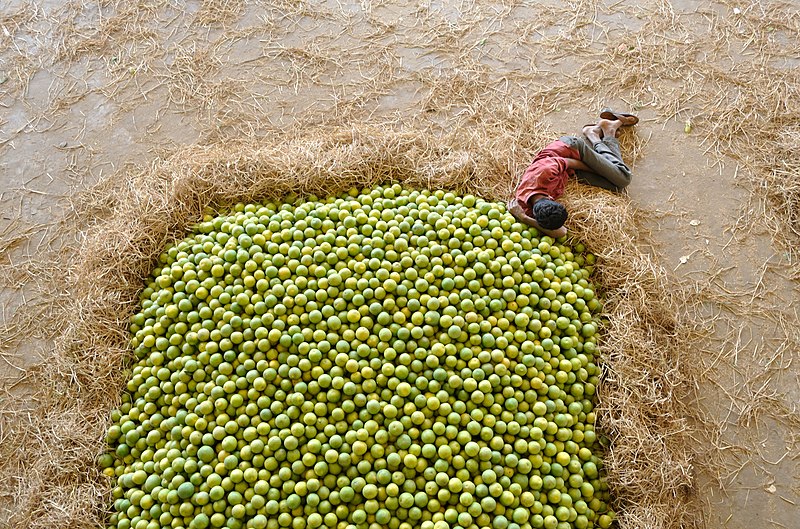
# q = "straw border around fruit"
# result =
<box><xmin>0</xmin><ymin>125</ymin><xmax>703</xmax><ymax>529</ymax></box>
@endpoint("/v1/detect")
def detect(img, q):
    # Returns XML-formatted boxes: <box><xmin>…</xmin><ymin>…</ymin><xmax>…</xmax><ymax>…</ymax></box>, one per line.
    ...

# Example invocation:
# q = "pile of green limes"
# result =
<box><xmin>102</xmin><ymin>185</ymin><xmax>614</xmax><ymax>529</ymax></box>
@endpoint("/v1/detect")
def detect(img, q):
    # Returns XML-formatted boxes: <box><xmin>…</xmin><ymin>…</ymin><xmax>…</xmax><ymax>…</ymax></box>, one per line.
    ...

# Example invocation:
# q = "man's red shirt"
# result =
<box><xmin>515</xmin><ymin>139</ymin><xmax>580</xmax><ymax>214</ymax></box>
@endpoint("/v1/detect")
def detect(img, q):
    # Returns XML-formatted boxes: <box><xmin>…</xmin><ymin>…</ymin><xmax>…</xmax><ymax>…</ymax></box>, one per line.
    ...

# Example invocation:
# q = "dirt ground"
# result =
<box><xmin>1</xmin><ymin>0</ymin><xmax>799</xmax><ymax>527</ymax></box>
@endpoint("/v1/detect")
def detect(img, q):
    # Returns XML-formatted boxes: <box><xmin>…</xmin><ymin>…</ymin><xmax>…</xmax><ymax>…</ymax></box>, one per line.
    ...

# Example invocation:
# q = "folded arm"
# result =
<box><xmin>564</xmin><ymin>157</ymin><xmax>591</xmax><ymax>172</ymax></box>
<box><xmin>507</xmin><ymin>199</ymin><xmax>567</xmax><ymax>238</ymax></box>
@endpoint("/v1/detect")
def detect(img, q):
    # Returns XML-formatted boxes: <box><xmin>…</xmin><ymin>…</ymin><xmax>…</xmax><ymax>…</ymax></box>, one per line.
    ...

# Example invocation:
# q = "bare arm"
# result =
<box><xmin>507</xmin><ymin>199</ymin><xmax>535</xmax><ymax>226</ymax></box>
<box><xmin>507</xmin><ymin>199</ymin><xmax>568</xmax><ymax>238</ymax></box>
<box><xmin>564</xmin><ymin>157</ymin><xmax>591</xmax><ymax>172</ymax></box>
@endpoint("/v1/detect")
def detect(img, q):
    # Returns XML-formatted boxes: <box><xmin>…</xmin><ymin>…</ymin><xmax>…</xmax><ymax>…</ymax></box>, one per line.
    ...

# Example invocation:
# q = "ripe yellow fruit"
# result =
<box><xmin>108</xmin><ymin>185</ymin><xmax>612</xmax><ymax>529</ymax></box>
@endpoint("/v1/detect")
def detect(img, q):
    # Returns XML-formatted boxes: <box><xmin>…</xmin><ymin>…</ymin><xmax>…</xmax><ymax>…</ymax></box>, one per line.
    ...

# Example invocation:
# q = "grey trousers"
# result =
<box><xmin>560</xmin><ymin>135</ymin><xmax>632</xmax><ymax>192</ymax></box>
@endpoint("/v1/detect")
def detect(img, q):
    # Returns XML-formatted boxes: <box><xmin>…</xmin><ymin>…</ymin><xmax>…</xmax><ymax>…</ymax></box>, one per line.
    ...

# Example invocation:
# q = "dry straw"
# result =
<box><xmin>0</xmin><ymin>120</ymin><xmax>703</xmax><ymax>529</ymax></box>
<box><xmin>2</xmin><ymin>1</ymin><xmax>798</xmax><ymax>526</ymax></box>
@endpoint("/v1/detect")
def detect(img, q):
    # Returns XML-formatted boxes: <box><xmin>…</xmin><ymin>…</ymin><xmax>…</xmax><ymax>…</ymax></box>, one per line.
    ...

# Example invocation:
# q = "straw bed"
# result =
<box><xmin>0</xmin><ymin>123</ymin><xmax>702</xmax><ymax>529</ymax></box>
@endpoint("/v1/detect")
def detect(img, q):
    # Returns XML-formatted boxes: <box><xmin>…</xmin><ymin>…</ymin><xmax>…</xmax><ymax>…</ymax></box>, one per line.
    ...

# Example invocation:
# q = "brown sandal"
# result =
<box><xmin>599</xmin><ymin>107</ymin><xmax>639</xmax><ymax>126</ymax></box>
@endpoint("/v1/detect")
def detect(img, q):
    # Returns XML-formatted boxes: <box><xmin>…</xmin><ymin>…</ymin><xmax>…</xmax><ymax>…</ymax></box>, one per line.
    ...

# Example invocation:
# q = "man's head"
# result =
<box><xmin>531</xmin><ymin>198</ymin><xmax>567</xmax><ymax>230</ymax></box>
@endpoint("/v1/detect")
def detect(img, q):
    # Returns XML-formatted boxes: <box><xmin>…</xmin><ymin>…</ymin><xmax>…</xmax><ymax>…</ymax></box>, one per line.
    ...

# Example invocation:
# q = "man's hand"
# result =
<box><xmin>543</xmin><ymin>224</ymin><xmax>568</xmax><ymax>239</ymax></box>
<box><xmin>507</xmin><ymin>199</ymin><xmax>524</xmax><ymax>218</ymax></box>
<box><xmin>564</xmin><ymin>158</ymin><xmax>591</xmax><ymax>172</ymax></box>
<box><xmin>507</xmin><ymin>199</ymin><xmax>535</xmax><ymax>226</ymax></box>
<box><xmin>507</xmin><ymin>198</ymin><xmax>568</xmax><ymax>238</ymax></box>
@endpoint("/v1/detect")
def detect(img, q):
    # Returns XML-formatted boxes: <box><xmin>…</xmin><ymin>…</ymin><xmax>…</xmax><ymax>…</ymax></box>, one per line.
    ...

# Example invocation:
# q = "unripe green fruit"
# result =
<box><xmin>105</xmin><ymin>186</ymin><xmax>613</xmax><ymax>529</ymax></box>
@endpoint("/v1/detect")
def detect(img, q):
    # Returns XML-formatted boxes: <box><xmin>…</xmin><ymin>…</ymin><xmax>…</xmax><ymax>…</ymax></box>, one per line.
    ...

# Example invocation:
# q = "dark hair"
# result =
<box><xmin>532</xmin><ymin>199</ymin><xmax>568</xmax><ymax>230</ymax></box>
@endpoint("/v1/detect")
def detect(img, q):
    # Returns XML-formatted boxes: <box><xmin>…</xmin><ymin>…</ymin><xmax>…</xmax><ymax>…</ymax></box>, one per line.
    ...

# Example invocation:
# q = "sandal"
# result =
<box><xmin>599</xmin><ymin>107</ymin><xmax>639</xmax><ymax>126</ymax></box>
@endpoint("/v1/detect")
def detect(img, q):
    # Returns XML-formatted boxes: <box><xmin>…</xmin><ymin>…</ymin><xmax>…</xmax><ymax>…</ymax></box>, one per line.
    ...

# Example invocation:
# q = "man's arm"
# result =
<box><xmin>564</xmin><ymin>157</ymin><xmax>591</xmax><ymax>172</ymax></box>
<box><xmin>507</xmin><ymin>199</ymin><xmax>567</xmax><ymax>238</ymax></box>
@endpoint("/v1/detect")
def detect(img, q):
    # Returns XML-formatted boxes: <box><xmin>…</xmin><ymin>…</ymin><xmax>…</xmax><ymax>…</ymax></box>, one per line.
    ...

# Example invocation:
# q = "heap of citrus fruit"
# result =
<box><xmin>102</xmin><ymin>185</ymin><xmax>614</xmax><ymax>529</ymax></box>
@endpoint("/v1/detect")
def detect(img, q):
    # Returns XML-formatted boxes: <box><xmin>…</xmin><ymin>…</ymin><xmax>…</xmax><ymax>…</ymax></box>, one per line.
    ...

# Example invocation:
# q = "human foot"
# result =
<box><xmin>582</xmin><ymin>124</ymin><xmax>603</xmax><ymax>145</ymax></box>
<box><xmin>598</xmin><ymin>118</ymin><xmax>622</xmax><ymax>138</ymax></box>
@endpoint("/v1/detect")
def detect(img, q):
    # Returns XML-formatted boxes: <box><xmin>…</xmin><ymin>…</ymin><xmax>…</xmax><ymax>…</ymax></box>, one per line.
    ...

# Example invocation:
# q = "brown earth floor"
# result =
<box><xmin>1</xmin><ymin>0</ymin><xmax>798</xmax><ymax>527</ymax></box>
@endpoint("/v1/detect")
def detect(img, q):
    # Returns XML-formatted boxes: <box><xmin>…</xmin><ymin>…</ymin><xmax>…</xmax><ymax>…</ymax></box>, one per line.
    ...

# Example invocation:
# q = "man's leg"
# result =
<box><xmin>587</xmin><ymin>136</ymin><xmax>632</xmax><ymax>190</ymax></box>
<box><xmin>560</xmin><ymin>120</ymin><xmax>632</xmax><ymax>191</ymax></box>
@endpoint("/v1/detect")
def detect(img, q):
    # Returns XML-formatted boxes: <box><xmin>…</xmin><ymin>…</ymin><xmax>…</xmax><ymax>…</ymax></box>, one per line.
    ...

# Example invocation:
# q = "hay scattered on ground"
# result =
<box><xmin>564</xmin><ymin>2</ymin><xmax>800</xmax><ymax>253</ymax></box>
<box><xmin>2</xmin><ymin>0</ymin><xmax>799</xmax><ymax>528</ymax></box>
<box><xmin>0</xmin><ymin>121</ymin><xmax>703</xmax><ymax>529</ymax></box>
<box><xmin>13</xmin><ymin>0</ymin><xmax>797</xmax><ymax>253</ymax></box>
